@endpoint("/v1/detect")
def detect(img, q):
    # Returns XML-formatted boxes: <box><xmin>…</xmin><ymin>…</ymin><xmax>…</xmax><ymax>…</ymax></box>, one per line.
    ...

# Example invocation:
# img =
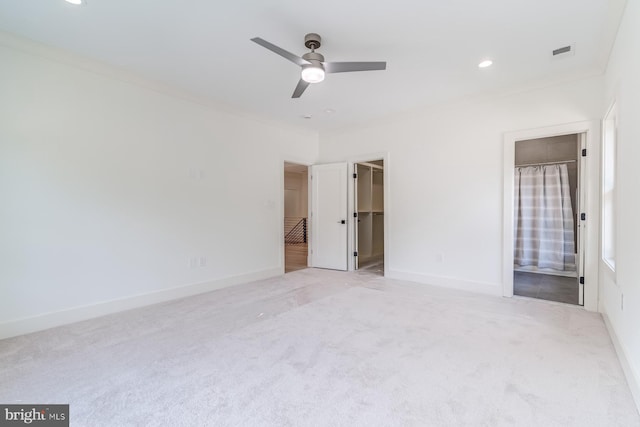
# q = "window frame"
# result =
<box><xmin>601</xmin><ymin>102</ymin><xmax>617</xmax><ymax>272</ymax></box>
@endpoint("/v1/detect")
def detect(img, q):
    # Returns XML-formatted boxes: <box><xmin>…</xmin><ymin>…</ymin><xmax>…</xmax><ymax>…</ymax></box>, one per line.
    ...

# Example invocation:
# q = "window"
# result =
<box><xmin>602</xmin><ymin>103</ymin><xmax>617</xmax><ymax>270</ymax></box>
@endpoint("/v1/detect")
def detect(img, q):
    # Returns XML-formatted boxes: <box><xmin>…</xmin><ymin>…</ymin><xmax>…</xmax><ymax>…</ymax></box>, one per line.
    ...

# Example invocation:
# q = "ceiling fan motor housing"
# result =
<box><xmin>302</xmin><ymin>51</ymin><xmax>325</xmax><ymax>65</ymax></box>
<box><xmin>304</xmin><ymin>33</ymin><xmax>322</xmax><ymax>50</ymax></box>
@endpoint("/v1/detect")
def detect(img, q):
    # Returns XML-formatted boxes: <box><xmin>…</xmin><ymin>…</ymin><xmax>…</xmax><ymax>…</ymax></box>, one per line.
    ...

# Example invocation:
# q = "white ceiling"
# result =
<box><xmin>0</xmin><ymin>0</ymin><xmax>626</xmax><ymax>131</ymax></box>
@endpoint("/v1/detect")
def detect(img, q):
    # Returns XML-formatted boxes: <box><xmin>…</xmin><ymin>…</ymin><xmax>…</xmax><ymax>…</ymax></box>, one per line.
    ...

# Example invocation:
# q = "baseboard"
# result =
<box><xmin>602</xmin><ymin>313</ymin><xmax>640</xmax><ymax>414</ymax></box>
<box><xmin>386</xmin><ymin>269</ymin><xmax>502</xmax><ymax>297</ymax></box>
<box><xmin>0</xmin><ymin>267</ymin><xmax>281</xmax><ymax>340</ymax></box>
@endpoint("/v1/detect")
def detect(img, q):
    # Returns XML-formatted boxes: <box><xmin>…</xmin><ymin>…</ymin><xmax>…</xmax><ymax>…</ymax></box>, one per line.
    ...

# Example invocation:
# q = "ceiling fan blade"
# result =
<box><xmin>292</xmin><ymin>79</ymin><xmax>310</xmax><ymax>98</ymax></box>
<box><xmin>250</xmin><ymin>37</ymin><xmax>310</xmax><ymax>67</ymax></box>
<box><xmin>323</xmin><ymin>61</ymin><xmax>387</xmax><ymax>73</ymax></box>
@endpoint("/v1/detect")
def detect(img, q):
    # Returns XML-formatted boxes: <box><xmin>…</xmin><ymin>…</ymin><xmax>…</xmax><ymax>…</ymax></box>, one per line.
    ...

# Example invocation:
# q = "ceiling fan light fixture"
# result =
<box><xmin>250</xmin><ymin>34</ymin><xmax>386</xmax><ymax>98</ymax></box>
<box><xmin>301</xmin><ymin>64</ymin><xmax>325</xmax><ymax>83</ymax></box>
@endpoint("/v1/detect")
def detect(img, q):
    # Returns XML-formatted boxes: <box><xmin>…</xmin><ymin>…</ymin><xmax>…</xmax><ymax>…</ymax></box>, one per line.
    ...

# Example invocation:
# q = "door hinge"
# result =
<box><xmin>353</xmin><ymin>173</ymin><xmax>357</xmax><ymax>179</ymax></box>
<box><xmin>354</xmin><ymin>251</ymin><xmax>358</xmax><ymax>257</ymax></box>
<box><xmin>579</xmin><ymin>276</ymin><xmax>585</xmax><ymax>285</ymax></box>
<box><xmin>581</xmin><ymin>213</ymin><xmax>586</xmax><ymax>221</ymax></box>
<box><xmin>353</xmin><ymin>212</ymin><xmax>358</xmax><ymax>218</ymax></box>
<box><xmin>582</xmin><ymin>148</ymin><xmax>587</xmax><ymax>157</ymax></box>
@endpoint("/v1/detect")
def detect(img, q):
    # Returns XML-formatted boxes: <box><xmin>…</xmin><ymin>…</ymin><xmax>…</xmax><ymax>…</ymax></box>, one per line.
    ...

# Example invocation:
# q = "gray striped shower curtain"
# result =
<box><xmin>514</xmin><ymin>164</ymin><xmax>575</xmax><ymax>271</ymax></box>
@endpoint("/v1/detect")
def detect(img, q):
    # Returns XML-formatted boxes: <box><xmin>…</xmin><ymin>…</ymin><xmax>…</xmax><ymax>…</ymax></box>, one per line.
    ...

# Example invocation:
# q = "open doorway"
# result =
<box><xmin>513</xmin><ymin>134</ymin><xmax>584</xmax><ymax>305</ymax></box>
<box><xmin>354</xmin><ymin>160</ymin><xmax>384</xmax><ymax>276</ymax></box>
<box><xmin>284</xmin><ymin>162</ymin><xmax>309</xmax><ymax>273</ymax></box>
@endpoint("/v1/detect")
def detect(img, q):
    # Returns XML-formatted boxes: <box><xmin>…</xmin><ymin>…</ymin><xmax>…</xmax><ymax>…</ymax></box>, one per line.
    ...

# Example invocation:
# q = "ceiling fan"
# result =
<box><xmin>250</xmin><ymin>33</ymin><xmax>387</xmax><ymax>98</ymax></box>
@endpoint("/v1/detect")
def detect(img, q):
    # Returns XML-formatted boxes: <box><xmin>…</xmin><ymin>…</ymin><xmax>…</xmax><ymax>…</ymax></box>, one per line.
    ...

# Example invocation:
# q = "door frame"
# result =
<box><xmin>346</xmin><ymin>152</ymin><xmax>390</xmax><ymax>275</ymax></box>
<box><xmin>283</xmin><ymin>152</ymin><xmax>389</xmax><ymax>275</ymax></box>
<box><xmin>502</xmin><ymin>121</ymin><xmax>600</xmax><ymax>311</ymax></box>
<box><xmin>281</xmin><ymin>159</ymin><xmax>312</xmax><ymax>275</ymax></box>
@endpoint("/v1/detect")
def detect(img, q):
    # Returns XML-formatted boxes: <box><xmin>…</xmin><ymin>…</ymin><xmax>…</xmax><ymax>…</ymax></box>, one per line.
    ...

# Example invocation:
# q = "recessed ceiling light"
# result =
<box><xmin>324</xmin><ymin>108</ymin><xmax>335</xmax><ymax>114</ymax></box>
<box><xmin>65</xmin><ymin>0</ymin><xmax>84</xmax><ymax>5</ymax></box>
<box><xmin>302</xmin><ymin>114</ymin><xmax>313</xmax><ymax>119</ymax></box>
<box><xmin>478</xmin><ymin>60</ymin><xmax>493</xmax><ymax>68</ymax></box>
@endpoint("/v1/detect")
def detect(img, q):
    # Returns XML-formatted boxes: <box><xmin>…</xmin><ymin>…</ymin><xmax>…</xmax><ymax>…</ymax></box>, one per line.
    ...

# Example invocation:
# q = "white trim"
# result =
<box><xmin>0</xmin><ymin>267</ymin><xmax>281</xmax><ymax>340</ymax></box>
<box><xmin>602</xmin><ymin>313</ymin><xmax>640</xmax><ymax>414</ymax></box>
<box><xmin>345</xmin><ymin>152</ymin><xmax>390</xmax><ymax>276</ymax></box>
<box><xmin>601</xmin><ymin>101</ymin><xmax>618</xmax><ymax>274</ymax></box>
<box><xmin>387</xmin><ymin>269</ymin><xmax>502</xmax><ymax>297</ymax></box>
<box><xmin>503</xmin><ymin>121</ymin><xmax>600</xmax><ymax>311</ymax></box>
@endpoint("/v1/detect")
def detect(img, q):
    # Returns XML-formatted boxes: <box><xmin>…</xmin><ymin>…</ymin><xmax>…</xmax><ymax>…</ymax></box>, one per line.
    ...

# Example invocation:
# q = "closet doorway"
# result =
<box><xmin>354</xmin><ymin>160</ymin><xmax>384</xmax><ymax>275</ymax></box>
<box><xmin>513</xmin><ymin>134</ymin><xmax>584</xmax><ymax>305</ymax></box>
<box><xmin>284</xmin><ymin>162</ymin><xmax>309</xmax><ymax>273</ymax></box>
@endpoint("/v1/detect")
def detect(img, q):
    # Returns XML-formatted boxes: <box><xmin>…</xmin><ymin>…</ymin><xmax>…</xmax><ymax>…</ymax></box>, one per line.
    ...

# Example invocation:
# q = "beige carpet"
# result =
<box><xmin>1</xmin><ymin>269</ymin><xmax>638</xmax><ymax>426</ymax></box>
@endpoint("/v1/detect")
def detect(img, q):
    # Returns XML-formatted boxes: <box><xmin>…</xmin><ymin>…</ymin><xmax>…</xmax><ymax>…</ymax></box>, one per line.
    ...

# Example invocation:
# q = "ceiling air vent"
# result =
<box><xmin>552</xmin><ymin>44</ymin><xmax>575</xmax><ymax>59</ymax></box>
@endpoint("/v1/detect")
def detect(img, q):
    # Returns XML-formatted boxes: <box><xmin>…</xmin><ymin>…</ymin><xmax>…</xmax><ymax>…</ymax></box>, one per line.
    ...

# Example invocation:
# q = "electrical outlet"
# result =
<box><xmin>189</xmin><ymin>257</ymin><xmax>197</xmax><ymax>269</ymax></box>
<box><xmin>436</xmin><ymin>253</ymin><xmax>444</xmax><ymax>263</ymax></box>
<box><xmin>199</xmin><ymin>256</ymin><xmax>207</xmax><ymax>267</ymax></box>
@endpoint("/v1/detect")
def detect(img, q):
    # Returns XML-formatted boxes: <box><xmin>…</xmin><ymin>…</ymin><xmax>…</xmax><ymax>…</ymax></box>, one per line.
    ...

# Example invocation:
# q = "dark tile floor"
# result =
<box><xmin>514</xmin><ymin>271</ymin><xmax>579</xmax><ymax>305</ymax></box>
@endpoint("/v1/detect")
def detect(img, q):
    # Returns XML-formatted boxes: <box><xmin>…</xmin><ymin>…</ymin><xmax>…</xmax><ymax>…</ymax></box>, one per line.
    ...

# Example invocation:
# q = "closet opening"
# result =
<box><xmin>284</xmin><ymin>162</ymin><xmax>309</xmax><ymax>273</ymax></box>
<box><xmin>354</xmin><ymin>160</ymin><xmax>384</xmax><ymax>276</ymax></box>
<box><xmin>513</xmin><ymin>134</ymin><xmax>585</xmax><ymax>305</ymax></box>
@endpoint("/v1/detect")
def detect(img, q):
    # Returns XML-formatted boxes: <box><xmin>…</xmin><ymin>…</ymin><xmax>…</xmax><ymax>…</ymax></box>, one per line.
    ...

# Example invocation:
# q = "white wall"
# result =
<box><xmin>601</xmin><ymin>0</ymin><xmax>640</xmax><ymax>408</ymax></box>
<box><xmin>319</xmin><ymin>76</ymin><xmax>603</xmax><ymax>296</ymax></box>
<box><xmin>0</xmin><ymin>40</ymin><xmax>318</xmax><ymax>338</ymax></box>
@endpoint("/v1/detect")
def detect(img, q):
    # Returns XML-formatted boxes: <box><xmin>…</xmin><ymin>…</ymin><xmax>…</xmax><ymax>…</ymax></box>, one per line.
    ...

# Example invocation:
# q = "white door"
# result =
<box><xmin>577</xmin><ymin>132</ymin><xmax>587</xmax><ymax>306</ymax></box>
<box><xmin>353</xmin><ymin>164</ymin><xmax>359</xmax><ymax>269</ymax></box>
<box><xmin>311</xmin><ymin>163</ymin><xmax>348</xmax><ymax>270</ymax></box>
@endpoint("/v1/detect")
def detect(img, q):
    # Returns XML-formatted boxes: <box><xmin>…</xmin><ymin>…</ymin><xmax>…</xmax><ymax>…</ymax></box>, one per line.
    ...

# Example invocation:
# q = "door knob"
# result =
<box><xmin>338</xmin><ymin>220</ymin><xmax>346</xmax><ymax>224</ymax></box>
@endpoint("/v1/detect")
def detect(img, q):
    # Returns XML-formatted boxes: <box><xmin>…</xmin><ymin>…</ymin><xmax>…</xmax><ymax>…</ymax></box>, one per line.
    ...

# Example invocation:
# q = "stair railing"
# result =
<box><xmin>284</xmin><ymin>217</ymin><xmax>308</xmax><ymax>244</ymax></box>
